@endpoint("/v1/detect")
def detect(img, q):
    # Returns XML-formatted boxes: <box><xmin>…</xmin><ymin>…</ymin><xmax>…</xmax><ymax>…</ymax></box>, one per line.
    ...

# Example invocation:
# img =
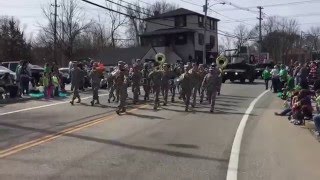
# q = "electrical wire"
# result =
<box><xmin>80</xmin><ymin>0</ymin><xmax>240</xmax><ymax>39</ymax></box>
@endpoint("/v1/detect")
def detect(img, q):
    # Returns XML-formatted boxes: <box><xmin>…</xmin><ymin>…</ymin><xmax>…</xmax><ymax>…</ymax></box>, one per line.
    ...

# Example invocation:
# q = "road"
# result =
<box><xmin>0</xmin><ymin>81</ymin><xmax>319</xmax><ymax>180</ymax></box>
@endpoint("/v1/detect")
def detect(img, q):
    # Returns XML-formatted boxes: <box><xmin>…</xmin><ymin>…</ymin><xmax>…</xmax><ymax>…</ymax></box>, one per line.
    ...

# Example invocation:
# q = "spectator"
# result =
<box><xmin>20</xmin><ymin>62</ymin><xmax>31</xmax><ymax>95</ymax></box>
<box><xmin>262</xmin><ymin>66</ymin><xmax>271</xmax><ymax>90</ymax></box>
<box><xmin>271</xmin><ymin>65</ymin><xmax>280</xmax><ymax>93</ymax></box>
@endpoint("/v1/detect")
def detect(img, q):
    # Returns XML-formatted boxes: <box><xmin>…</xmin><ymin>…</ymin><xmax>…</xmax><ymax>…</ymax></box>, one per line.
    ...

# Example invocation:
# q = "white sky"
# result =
<box><xmin>1</xmin><ymin>0</ymin><xmax>320</xmax><ymax>41</ymax></box>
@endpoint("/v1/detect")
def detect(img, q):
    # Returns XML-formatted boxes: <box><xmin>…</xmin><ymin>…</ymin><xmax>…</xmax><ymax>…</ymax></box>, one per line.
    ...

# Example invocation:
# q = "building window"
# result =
<box><xmin>175</xmin><ymin>33</ymin><xmax>187</xmax><ymax>45</ymax></box>
<box><xmin>210</xmin><ymin>20</ymin><xmax>216</xmax><ymax>30</ymax></box>
<box><xmin>175</xmin><ymin>15</ymin><xmax>186</xmax><ymax>27</ymax></box>
<box><xmin>210</xmin><ymin>35</ymin><xmax>215</xmax><ymax>47</ymax></box>
<box><xmin>198</xmin><ymin>33</ymin><xmax>204</xmax><ymax>45</ymax></box>
<box><xmin>198</xmin><ymin>16</ymin><xmax>204</xmax><ymax>27</ymax></box>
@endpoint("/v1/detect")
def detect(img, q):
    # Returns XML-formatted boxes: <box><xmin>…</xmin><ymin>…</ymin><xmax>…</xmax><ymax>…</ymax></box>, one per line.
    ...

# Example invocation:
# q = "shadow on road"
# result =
<box><xmin>0</xmin><ymin>122</ymin><xmax>228</xmax><ymax>163</ymax></box>
<box><xmin>166</xmin><ymin>144</ymin><xmax>199</xmax><ymax>149</ymax></box>
<box><xmin>125</xmin><ymin>112</ymin><xmax>167</xmax><ymax>120</ymax></box>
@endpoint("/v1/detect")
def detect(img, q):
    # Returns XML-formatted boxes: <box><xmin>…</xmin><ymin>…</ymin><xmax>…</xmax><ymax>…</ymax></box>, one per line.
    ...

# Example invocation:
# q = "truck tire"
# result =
<box><xmin>240</xmin><ymin>78</ymin><xmax>245</xmax><ymax>84</ymax></box>
<box><xmin>249</xmin><ymin>78</ymin><xmax>254</xmax><ymax>83</ymax></box>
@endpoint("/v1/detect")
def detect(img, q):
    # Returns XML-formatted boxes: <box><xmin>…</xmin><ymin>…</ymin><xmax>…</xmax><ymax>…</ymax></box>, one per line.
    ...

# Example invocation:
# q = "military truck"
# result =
<box><xmin>222</xmin><ymin>63</ymin><xmax>256</xmax><ymax>84</ymax></box>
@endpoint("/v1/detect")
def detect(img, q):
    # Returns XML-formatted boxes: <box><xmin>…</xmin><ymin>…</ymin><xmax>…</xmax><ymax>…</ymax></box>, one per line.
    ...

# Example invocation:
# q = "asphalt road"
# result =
<box><xmin>0</xmin><ymin>81</ymin><xmax>319</xmax><ymax>180</ymax></box>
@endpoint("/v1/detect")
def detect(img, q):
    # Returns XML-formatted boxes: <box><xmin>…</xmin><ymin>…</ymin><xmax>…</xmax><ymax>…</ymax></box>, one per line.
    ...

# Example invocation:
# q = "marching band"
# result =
<box><xmin>73</xmin><ymin>53</ymin><xmax>226</xmax><ymax>115</ymax></box>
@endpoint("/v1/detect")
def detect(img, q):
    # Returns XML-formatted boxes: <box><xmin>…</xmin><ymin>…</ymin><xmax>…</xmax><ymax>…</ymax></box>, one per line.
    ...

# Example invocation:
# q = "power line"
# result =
<box><xmin>81</xmin><ymin>0</ymin><xmax>241</xmax><ymax>40</ymax></box>
<box><xmin>180</xmin><ymin>0</ymin><xmax>255</xmax><ymax>26</ymax></box>
<box><xmin>216</xmin><ymin>0</ymin><xmax>258</xmax><ymax>14</ymax></box>
<box><xmin>215</xmin><ymin>0</ymin><xmax>320</xmax><ymax>11</ymax></box>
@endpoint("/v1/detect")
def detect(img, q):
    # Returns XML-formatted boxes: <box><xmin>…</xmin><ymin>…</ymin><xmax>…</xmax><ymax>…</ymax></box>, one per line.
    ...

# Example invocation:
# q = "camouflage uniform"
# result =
<box><xmin>131</xmin><ymin>66</ymin><xmax>142</xmax><ymax>104</ymax></box>
<box><xmin>161</xmin><ymin>64</ymin><xmax>172</xmax><ymax>106</ymax></box>
<box><xmin>149</xmin><ymin>68</ymin><xmax>162</xmax><ymax>110</ymax></box>
<box><xmin>141</xmin><ymin>64</ymin><xmax>151</xmax><ymax>101</ymax></box>
<box><xmin>70</xmin><ymin>65</ymin><xmax>85</xmax><ymax>105</ymax></box>
<box><xmin>116</xmin><ymin>68</ymin><xmax>128</xmax><ymax>114</ymax></box>
<box><xmin>107</xmin><ymin>74</ymin><xmax>116</xmax><ymax>103</ymax></box>
<box><xmin>190</xmin><ymin>64</ymin><xmax>200</xmax><ymax>108</ymax></box>
<box><xmin>201</xmin><ymin>66</ymin><xmax>219</xmax><ymax>112</ymax></box>
<box><xmin>180</xmin><ymin>65</ymin><xmax>193</xmax><ymax>112</ymax></box>
<box><xmin>89</xmin><ymin>67</ymin><xmax>102</xmax><ymax>106</ymax></box>
<box><xmin>198</xmin><ymin>65</ymin><xmax>208</xmax><ymax>103</ymax></box>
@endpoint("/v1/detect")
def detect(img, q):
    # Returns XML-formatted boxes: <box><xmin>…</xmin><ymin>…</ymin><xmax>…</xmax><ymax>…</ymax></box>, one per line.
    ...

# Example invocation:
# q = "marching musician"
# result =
<box><xmin>161</xmin><ymin>63</ymin><xmax>173</xmax><ymax>106</ymax></box>
<box><xmin>149</xmin><ymin>65</ymin><xmax>162</xmax><ymax>110</ymax></box>
<box><xmin>180</xmin><ymin>65</ymin><xmax>193</xmax><ymax>112</ymax></box>
<box><xmin>89</xmin><ymin>63</ymin><xmax>102</xmax><ymax>106</ymax></box>
<box><xmin>142</xmin><ymin>63</ymin><xmax>151</xmax><ymax>101</ymax></box>
<box><xmin>116</xmin><ymin>62</ymin><xmax>129</xmax><ymax>114</ymax></box>
<box><xmin>201</xmin><ymin>63</ymin><xmax>220</xmax><ymax>113</ymax></box>
<box><xmin>107</xmin><ymin>68</ymin><xmax>116</xmax><ymax>103</ymax></box>
<box><xmin>190</xmin><ymin>63</ymin><xmax>200</xmax><ymax>108</ymax></box>
<box><xmin>131</xmin><ymin>64</ymin><xmax>142</xmax><ymax>104</ymax></box>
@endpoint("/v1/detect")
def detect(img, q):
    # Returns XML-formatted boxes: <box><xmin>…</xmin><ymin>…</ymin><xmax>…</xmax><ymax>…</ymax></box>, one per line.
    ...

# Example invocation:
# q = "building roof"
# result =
<box><xmin>140</xmin><ymin>28</ymin><xmax>196</xmax><ymax>36</ymax></box>
<box><xmin>93</xmin><ymin>47</ymin><xmax>150</xmax><ymax>66</ymax></box>
<box><xmin>145</xmin><ymin>8</ymin><xmax>219</xmax><ymax>21</ymax></box>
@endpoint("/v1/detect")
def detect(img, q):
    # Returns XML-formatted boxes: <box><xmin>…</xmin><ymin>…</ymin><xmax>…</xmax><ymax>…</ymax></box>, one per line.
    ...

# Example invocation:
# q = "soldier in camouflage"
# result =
<box><xmin>141</xmin><ymin>63</ymin><xmax>151</xmax><ymax>101</ymax></box>
<box><xmin>149</xmin><ymin>66</ymin><xmax>162</xmax><ymax>110</ymax></box>
<box><xmin>131</xmin><ymin>64</ymin><xmax>142</xmax><ymax>104</ymax></box>
<box><xmin>201</xmin><ymin>63</ymin><xmax>219</xmax><ymax>113</ymax></box>
<box><xmin>180</xmin><ymin>65</ymin><xmax>193</xmax><ymax>112</ymax></box>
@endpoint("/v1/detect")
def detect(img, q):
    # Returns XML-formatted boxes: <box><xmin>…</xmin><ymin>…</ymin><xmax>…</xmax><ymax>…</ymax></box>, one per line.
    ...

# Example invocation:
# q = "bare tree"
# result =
<box><xmin>233</xmin><ymin>24</ymin><xmax>249</xmax><ymax>48</ymax></box>
<box><xmin>125</xmin><ymin>0</ymin><xmax>178</xmax><ymax>47</ymax></box>
<box><xmin>151</xmin><ymin>0</ymin><xmax>179</xmax><ymax>15</ymax></box>
<box><xmin>306</xmin><ymin>26</ymin><xmax>320</xmax><ymax>51</ymax></box>
<box><xmin>248</xmin><ymin>16</ymin><xmax>300</xmax><ymax>64</ymax></box>
<box><xmin>38</xmin><ymin>0</ymin><xmax>92</xmax><ymax>65</ymax></box>
<box><xmin>105</xmin><ymin>0</ymin><xmax>127</xmax><ymax>47</ymax></box>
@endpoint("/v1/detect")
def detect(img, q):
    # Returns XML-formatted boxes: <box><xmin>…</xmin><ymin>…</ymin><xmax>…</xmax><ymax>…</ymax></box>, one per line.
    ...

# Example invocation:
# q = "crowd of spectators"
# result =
<box><xmin>268</xmin><ymin>61</ymin><xmax>320</xmax><ymax>137</ymax></box>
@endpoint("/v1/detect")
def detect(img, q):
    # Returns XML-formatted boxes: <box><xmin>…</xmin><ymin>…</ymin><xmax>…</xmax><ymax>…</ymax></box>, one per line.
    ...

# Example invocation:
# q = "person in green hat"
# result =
<box><xmin>262</xmin><ymin>66</ymin><xmax>272</xmax><ymax>90</ymax></box>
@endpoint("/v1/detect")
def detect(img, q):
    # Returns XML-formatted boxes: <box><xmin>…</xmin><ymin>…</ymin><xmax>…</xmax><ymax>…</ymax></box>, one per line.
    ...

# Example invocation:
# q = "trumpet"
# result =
<box><xmin>216</xmin><ymin>55</ymin><xmax>228</xmax><ymax>69</ymax></box>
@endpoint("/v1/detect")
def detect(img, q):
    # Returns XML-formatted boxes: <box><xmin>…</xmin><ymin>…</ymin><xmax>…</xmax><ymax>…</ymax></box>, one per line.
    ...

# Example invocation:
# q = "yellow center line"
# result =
<box><xmin>0</xmin><ymin>104</ymin><xmax>148</xmax><ymax>158</ymax></box>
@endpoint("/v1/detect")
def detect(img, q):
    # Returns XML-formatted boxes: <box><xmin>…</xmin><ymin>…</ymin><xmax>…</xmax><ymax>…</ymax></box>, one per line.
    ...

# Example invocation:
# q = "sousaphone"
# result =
<box><xmin>155</xmin><ymin>53</ymin><xmax>166</xmax><ymax>65</ymax></box>
<box><xmin>216</xmin><ymin>55</ymin><xmax>228</xmax><ymax>69</ymax></box>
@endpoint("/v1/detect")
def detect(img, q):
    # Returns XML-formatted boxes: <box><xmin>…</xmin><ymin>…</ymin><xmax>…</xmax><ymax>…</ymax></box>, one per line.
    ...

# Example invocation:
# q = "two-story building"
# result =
<box><xmin>140</xmin><ymin>8</ymin><xmax>219</xmax><ymax>64</ymax></box>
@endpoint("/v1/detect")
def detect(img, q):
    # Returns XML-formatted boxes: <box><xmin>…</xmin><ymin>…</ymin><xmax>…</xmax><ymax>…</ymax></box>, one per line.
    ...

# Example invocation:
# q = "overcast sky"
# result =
<box><xmin>1</xmin><ymin>0</ymin><xmax>320</xmax><ymax>41</ymax></box>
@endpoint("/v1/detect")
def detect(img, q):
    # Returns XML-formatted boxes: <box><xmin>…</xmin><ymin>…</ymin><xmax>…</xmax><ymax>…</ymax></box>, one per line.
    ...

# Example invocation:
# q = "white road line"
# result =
<box><xmin>226</xmin><ymin>90</ymin><xmax>269</xmax><ymax>180</ymax></box>
<box><xmin>0</xmin><ymin>93</ymin><xmax>109</xmax><ymax>117</ymax></box>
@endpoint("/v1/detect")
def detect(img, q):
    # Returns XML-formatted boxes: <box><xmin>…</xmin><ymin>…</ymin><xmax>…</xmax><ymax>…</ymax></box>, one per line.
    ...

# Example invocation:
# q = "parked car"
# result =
<box><xmin>1</xmin><ymin>61</ymin><xmax>19</xmax><ymax>72</ymax></box>
<box><xmin>28</xmin><ymin>64</ymin><xmax>44</xmax><ymax>85</ymax></box>
<box><xmin>0</xmin><ymin>66</ymin><xmax>16</xmax><ymax>81</ymax></box>
<box><xmin>59</xmin><ymin>68</ymin><xmax>71</xmax><ymax>84</ymax></box>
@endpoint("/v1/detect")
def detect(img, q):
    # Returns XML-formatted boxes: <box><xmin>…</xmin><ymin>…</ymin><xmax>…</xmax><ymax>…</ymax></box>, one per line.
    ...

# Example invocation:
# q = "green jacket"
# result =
<box><xmin>287</xmin><ymin>76</ymin><xmax>295</xmax><ymax>91</ymax></box>
<box><xmin>262</xmin><ymin>70</ymin><xmax>271</xmax><ymax>80</ymax></box>
<box><xmin>279</xmin><ymin>69</ymin><xmax>288</xmax><ymax>82</ymax></box>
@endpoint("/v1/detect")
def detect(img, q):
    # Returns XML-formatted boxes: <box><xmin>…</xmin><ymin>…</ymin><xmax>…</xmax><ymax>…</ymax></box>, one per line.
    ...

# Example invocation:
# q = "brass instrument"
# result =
<box><xmin>216</xmin><ymin>55</ymin><xmax>228</xmax><ymax>69</ymax></box>
<box><xmin>111</xmin><ymin>68</ymin><xmax>120</xmax><ymax>76</ymax></box>
<box><xmin>155</xmin><ymin>53</ymin><xmax>166</xmax><ymax>66</ymax></box>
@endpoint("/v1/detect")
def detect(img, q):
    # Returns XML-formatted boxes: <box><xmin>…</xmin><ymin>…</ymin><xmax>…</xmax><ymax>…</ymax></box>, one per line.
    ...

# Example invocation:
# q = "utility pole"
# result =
<box><xmin>203</xmin><ymin>0</ymin><xmax>208</xmax><ymax>65</ymax></box>
<box><xmin>52</xmin><ymin>0</ymin><xmax>58</xmax><ymax>64</ymax></box>
<box><xmin>257</xmin><ymin>6</ymin><xmax>263</xmax><ymax>64</ymax></box>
